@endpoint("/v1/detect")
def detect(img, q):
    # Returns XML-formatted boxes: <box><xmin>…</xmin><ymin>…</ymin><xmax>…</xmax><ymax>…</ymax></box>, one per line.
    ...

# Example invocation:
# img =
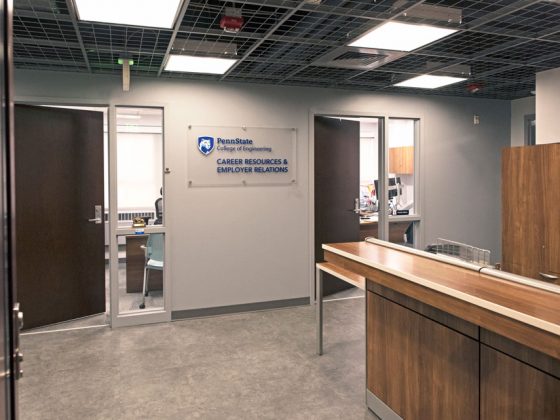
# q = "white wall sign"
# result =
<box><xmin>187</xmin><ymin>125</ymin><xmax>297</xmax><ymax>186</ymax></box>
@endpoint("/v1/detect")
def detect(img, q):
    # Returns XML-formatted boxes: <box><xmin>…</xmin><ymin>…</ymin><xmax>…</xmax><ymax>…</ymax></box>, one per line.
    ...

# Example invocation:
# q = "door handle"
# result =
<box><xmin>353</xmin><ymin>198</ymin><xmax>360</xmax><ymax>214</ymax></box>
<box><xmin>88</xmin><ymin>205</ymin><xmax>103</xmax><ymax>224</ymax></box>
<box><xmin>13</xmin><ymin>303</ymin><xmax>23</xmax><ymax>380</ymax></box>
<box><xmin>539</xmin><ymin>272</ymin><xmax>559</xmax><ymax>281</ymax></box>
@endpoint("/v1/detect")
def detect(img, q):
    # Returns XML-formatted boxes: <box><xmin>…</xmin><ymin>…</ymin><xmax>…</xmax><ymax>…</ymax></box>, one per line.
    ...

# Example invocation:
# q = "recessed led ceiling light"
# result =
<box><xmin>349</xmin><ymin>21</ymin><xmax>457</xmax><ymax>52</ymax></box>
<box><xmin>74</xmin><ymin>0</ymin><xmax>183</xmax><ymax>29</ymax></box>
<box><xmin>118</xmin><ymin>114</ymin><xmax>141</xmax><ymax>120</ymax></box>
<box><xmin>164</xmin><ymin>55</ymin><xmax>238</xmax><ymax>74</ymax></box>
<box><xmin>394</xmin><ymin>75</ymin><xmax>467</xmax><ymax>89</ymax></box>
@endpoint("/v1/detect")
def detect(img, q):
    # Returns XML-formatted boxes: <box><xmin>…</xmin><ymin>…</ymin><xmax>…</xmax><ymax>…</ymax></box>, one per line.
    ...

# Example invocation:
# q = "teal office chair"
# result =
<box><xmin>139</xmin><ymin>233</ymin><xmax>164</xmax><ymax>309</ymax></box>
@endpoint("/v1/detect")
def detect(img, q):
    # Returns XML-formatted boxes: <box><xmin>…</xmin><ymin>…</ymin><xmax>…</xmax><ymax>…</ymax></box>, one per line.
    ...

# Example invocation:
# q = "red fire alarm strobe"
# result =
<box><xmin>467</xmin><ymin>82</ymin><xmax>483</xmax><ymax>93</ymax></box>
<box><xmin>220</xmin><ymin>8</ymin><xmax>244</xmax><ymax>33</ymax></box>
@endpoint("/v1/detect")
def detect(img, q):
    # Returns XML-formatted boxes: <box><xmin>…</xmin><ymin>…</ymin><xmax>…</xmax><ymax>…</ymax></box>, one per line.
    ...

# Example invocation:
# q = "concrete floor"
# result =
<box><xmin>20</xmin><ymin>294</ymin><xmax>377</xmax><ymax>420</ymax></box>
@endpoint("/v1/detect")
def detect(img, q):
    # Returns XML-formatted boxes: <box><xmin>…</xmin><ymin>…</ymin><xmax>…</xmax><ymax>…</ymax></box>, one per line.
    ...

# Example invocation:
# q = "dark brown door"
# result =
<box><xmin>314</xmin><ymin>116</ymin><xmax>360</xmax><ymax>295</ymax></box>
<box><xmin>2</xmin><ymin>0</ymin><xmax>18</xmax><ymax>415</ymax></box>
<box><xmin>15</xmin><ymin>105</ymin><xmax>105</xmax><ymax>330</ymax></box>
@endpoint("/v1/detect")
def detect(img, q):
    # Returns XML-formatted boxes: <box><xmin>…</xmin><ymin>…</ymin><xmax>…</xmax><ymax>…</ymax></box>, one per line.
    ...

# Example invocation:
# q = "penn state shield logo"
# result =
<box><xmin>198</xmin><ymin>136</ymin><xmax>215</xmax><ymax>155</ymax></box>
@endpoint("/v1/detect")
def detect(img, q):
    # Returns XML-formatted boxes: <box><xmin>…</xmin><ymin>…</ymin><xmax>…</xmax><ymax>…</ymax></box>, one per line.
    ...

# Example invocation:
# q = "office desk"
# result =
<box><xmin>359</xmin><ymin>215</ymin><xmax>416</xmax><ymax>243</ymax></box>
<box><xmin>125</xmin><ymin>235</ymin><xmax>163</xmax><ymax>293</ymax></box>
<box><xmin>323</xmin><ymin>241</ymin><xmax>560</xmax><ymax>419</ymax></box>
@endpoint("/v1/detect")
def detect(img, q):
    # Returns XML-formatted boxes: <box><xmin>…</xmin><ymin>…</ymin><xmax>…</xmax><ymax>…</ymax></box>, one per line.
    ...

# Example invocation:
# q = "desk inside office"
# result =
<box><xmin>125</xmin><ymin>235</ymin><xmax>163</xmax><ymax>293</ymax></box>
<box><xmin>359</xmin><ymin>216</ymin><xmax>411</xmax><ymax>244</ymax></box>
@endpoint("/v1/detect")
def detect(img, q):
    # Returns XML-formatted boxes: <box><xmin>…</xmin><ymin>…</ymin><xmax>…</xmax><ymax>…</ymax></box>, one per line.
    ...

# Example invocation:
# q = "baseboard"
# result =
<box><xmin>171</xmin><ymin>297</ymin><xmax>310</xmax><ymax>320</ymax></box>
<box><xmin>366</xmin><ymin>389</ymin><xmax>402</xmax><ymax>420</ymax></box>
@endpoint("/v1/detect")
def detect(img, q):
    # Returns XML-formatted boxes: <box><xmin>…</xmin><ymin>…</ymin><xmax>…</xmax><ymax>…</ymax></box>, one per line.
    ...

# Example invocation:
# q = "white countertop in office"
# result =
<box><xmin>359</xmin><ymin>213</ymin><xmax>421</xmax><ymax>224</ymax></box>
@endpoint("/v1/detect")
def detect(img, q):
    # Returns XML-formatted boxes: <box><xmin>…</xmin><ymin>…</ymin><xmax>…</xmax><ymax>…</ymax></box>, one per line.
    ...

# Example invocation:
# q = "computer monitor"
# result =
<box><xmin>374</xmin><ymin>177</ymin><xmax>401</xmax><ymax>201</ymax></box>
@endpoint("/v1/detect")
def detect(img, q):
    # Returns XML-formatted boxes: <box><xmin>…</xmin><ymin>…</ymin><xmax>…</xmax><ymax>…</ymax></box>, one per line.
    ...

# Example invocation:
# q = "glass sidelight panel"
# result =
<box><xmin>111</xmin><ymin>105</ymin><xmax>167</xmax><ymax>323</ymax></box>
<box><xmin>387</xmin><ymin>118</ymin><xmax>417</xmax><ymax>215</ymax></box>
<box><xmin>116</xmin><ymin>107</ymin><xmax>164</xmax><ymax>227</ymax></box>
<box><xmin>117</xmin><ymin>233</ymin><xmax>165</xmax><ymax>314</ymax></box>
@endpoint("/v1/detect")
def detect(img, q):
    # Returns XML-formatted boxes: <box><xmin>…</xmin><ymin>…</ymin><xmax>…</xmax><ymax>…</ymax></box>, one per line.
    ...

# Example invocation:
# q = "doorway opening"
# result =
<box><xmin>313</xmin><ymin>113</ymin><xmax>421</xmax><ymax>297</ymax></box>
<box><xmin>18</xmin><ymin>104</ymin><xmax>169</xmax><ymax>332</ymax></box>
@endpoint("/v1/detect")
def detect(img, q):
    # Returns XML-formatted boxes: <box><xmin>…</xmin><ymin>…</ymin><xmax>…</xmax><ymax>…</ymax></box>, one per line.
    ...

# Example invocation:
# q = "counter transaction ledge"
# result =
<box><xmin>319</xmin><ymin>238</ymin><xmax>560</xmax><ymax>420</ymax></box>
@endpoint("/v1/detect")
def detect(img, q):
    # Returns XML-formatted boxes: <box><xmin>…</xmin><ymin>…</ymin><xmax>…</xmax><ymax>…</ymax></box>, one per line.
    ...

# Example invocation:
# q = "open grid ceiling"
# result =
<box><xmin>12</xmin><ymin>0</ymin><xmax>560</xmax><ymax>99</ymax></box>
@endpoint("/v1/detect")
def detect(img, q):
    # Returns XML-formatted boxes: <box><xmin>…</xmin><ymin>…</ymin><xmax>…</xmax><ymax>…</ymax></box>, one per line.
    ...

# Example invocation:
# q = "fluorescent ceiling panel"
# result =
<box><xmin>349</xmin><ymin>21</ymin><xmax>457</xmax><ymax>52</ymax></box>
<box><xmin>394</xmin><ymin>75</ymin><xmax>467</xmax><ymax>89</ymax></box>
<box><xmin>164</xmin><ymin>55</ymin><xmax>238</xmax><ymax>74</ymax></box>
<box><xmin>118</xmin><ymin>114</ymin><xmax>141</xmax><ymax>120</ymax></box>
<box><xmin>74</xmin><ymin>0</ymin><xmax>183</xmax><ymax>29</ymax></box>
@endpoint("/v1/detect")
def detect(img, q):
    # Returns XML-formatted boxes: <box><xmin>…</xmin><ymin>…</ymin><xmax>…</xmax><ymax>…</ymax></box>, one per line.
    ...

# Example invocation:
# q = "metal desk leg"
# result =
<box><xmin>316</xmin><ymin>266</ymin><xmax>323</xmax><ymax>355</ymax></box>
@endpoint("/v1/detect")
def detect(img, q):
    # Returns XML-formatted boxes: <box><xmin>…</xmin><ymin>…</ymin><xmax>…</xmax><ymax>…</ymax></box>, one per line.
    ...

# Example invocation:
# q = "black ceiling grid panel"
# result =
<box><xmin>229</xmin><ymin>60</ymin><xmax>301</xmax><ymax>82</ymax></box>
<box><xmin>249</xmin><ymin>40</ymin><xmax>333</xmax><ymax>63</ymax></box>
<box><xmin>13</xmin><ymin>0</ymin><xmax>86</xmax><ymax>71</ymax></box>
<box><xmin>370</xmin><ymin>54</ymin><xmax>457</xmax><ymax>74</ymax></box>
<box><xmin>272</xmin><ymin>11</ymin><xmax>373</xmax><ymax>43</ymax></box>
<box><xmin>398</xmin><ymin>0</ymin><xmax>517</xmax><ymax>28</ymax></box>
<box><xmin>287</xmin><ymin>65</ymin><xmax>366</xmax><ymax>85</ymax></box>
<box><xmin>12</xmin><ymin>0</ymin><xmax>560</xmax><ymax>100</ymax></box>
<box><xmin>175</xmin><ymin>1</ymin><xmax>286</xmax><ymax>61</ymax></box>
<box><xmin>475</xmin><ymin>1</ymin><xmax>560</xmax><ymax>38</ymax></box>
<box><xmin>486</xmin><ymin>39</ymin><xmax>560</xmax><ymax>63</ymax></box>
<box><xmin>79</xmin><ymin>23</ymin><xmax>172</xmax><ymax>74</ymax></box>
<box><xmin>420</xmin><ymin>31</ymin><xmax>520</xmax><ymax>58</ymax></box>
<box><xmin>274</xmin><ymin>0</ymin><xmax>434</xmax><ymax>86</ymax></box>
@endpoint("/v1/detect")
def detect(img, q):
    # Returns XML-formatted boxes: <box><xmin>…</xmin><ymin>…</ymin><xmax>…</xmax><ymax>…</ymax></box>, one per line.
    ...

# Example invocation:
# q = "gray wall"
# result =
<box><xmin>14</xmin><ymin>70</ymin><xmax>511</xmax><ymax>311</ymax></box>
<box><xmin>510</xmin><ymin>96</ymin><xmax>535</xmax><ymax>147</ymax></box>
<box><xmin>536</xmin><ymin>67</ymin><xmax>560</xmax><ymax>145</ymax></box>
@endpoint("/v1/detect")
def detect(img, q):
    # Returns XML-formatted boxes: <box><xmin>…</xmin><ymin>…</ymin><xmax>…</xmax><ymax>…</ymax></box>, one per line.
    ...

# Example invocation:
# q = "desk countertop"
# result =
<box><xmin>359</xmin><ymin>215</ymin><xmax>378</xmax><ymax>225</ymax></box>
<box><xmin>359</xmin><ymin>214</ymin><xmax>420</xmax><ymax>225</ymax></box>
<box><xmin>323</xmin><ymin>241</ymin><xmax>560</xmax><ymax>339</ymax></box>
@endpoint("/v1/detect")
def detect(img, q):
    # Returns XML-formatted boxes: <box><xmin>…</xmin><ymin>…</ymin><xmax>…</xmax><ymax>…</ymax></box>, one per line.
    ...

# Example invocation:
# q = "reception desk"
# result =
<box><xmin>323</xmin><ymin>241</ymin><xmax>560</xmax><ymax>419</ymax></box>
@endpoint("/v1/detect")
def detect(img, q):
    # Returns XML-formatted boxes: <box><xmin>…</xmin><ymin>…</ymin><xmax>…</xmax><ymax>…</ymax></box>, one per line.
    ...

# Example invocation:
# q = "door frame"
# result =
<box><xmin>308</xmin><ymin>108</ymin><xmax>424</xmax><ymax>302</ymax></box>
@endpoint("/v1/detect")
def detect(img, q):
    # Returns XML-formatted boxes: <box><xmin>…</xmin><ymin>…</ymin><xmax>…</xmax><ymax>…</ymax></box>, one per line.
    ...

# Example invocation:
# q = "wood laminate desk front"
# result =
<box><xmin>323</xmin><ymin>241</ymin><xmax>560</xmax><ymax>420</ymax></box>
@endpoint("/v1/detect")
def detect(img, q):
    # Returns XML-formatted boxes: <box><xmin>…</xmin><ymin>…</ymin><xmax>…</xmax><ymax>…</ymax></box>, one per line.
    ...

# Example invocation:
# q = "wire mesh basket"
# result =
<box><xmin>429</xmin><ymin>238</ymin><xmax>491</xmax><ymax>266</ymax></box>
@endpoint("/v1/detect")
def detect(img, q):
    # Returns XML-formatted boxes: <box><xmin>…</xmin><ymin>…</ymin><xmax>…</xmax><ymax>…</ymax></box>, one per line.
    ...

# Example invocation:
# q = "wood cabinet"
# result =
<box><xmin>502</xmin><ymin>143</ymin><xmax>560</xmax><ymax>282</ymax></box>
<box><xmin>366</xmin><ymin>284</ymin><xmax>560</xmax><ymax>420</ymax></box>
<box><xmin>389</xmin><ymin>146</ymin><xmax>414</xmax><ymax>174</ymax></box>
<box><xmin>481</xmin><ymin>345</ymin><xmax>560</xmax><ymax>420</ymax></box>
<box><xmin>367</xmin><ymin>290</ymin><xmax>479</xmax><ymax>419</ymax></box>
<box><xmin>544</xmin><ymin>144</ymin><xmax>560</xmax><ymax>277</ymax></box>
